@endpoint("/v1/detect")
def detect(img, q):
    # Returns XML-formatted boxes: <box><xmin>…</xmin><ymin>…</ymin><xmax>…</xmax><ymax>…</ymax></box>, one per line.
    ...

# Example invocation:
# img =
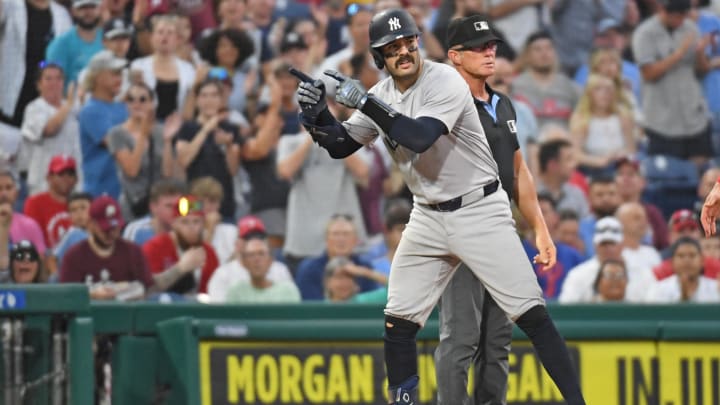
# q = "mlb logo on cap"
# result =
<box><xmin>474</xmin><ymin>21</ymin><xmax>489</xmax><ymax>31</ymax></box>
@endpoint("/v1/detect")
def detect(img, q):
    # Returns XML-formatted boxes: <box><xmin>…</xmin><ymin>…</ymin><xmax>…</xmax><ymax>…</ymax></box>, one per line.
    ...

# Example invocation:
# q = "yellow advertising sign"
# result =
<box><xmin>658</xmin><ymin>342</ymin><xmax>720</xmax><ymax>405</ymax></box>
<box><xmin>198</xmin><ymin>340</ymin><xmax>720</xmax><ymax>405</ymax></box>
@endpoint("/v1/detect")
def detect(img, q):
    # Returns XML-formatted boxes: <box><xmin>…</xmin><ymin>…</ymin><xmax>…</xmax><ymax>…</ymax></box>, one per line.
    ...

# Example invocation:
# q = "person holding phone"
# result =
<box><xmin>174</xmin><ymin>79</ymin><xmax>242</xmax><ymax>220</ymax></box>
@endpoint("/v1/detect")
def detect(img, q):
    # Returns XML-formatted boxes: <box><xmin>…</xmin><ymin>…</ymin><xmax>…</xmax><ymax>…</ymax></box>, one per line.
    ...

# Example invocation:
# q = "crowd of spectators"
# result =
<box><xmin>1</xmin><ymin>0</ymin><xmax>720</xmax><ymax>304</ymax></box>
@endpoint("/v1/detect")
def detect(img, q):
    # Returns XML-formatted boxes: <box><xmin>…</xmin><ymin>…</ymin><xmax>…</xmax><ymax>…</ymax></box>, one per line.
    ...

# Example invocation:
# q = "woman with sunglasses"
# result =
<box><xmin>6</xmin><ymin>240</ymin><xmax>47</xmax><ymax>284</ymax></box>
<box><xmin>106</xmin><ymin>83</ymin><xmax>181</xmax><ymax>219</ymax></box>
<box><xmin>20</xmin><ymin>63</ymin><xmax>83</xmax><ymax>195</ymax></box>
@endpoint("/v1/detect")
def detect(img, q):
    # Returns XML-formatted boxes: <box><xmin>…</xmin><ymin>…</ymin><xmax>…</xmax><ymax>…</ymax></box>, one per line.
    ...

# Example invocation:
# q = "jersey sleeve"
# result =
<box><xmin>342</xmin><ymin>110</ymin><xmax>380</xmax><ymax>146</ymax></box>
<box><xmin>413</xmin><ymin>69</ymin><xmax>469</xmax><ymax>133</ymax></box>
<box><xmin>631</xmin><ymin>25</ymin><xmax>658</xmax><ymax>67</ymax></box>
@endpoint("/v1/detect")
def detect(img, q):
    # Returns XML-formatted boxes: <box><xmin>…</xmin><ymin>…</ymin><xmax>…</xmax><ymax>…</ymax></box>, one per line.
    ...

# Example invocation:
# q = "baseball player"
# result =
<box><xmin>436</xmin><ymin>15</ymin><xmax>557</xmax><ymax>405</ymax></box>
<box><xmin>292</xmin><ymin>9</ymin><xmax>585</xmax><ymax>405</ymax></box>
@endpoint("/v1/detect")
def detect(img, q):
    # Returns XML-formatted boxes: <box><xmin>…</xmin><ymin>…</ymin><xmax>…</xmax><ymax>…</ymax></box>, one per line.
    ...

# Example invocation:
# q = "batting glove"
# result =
<box><xmin>324</xmin><ymin>70</ymin><xmax>367</xmax><ymax>110</ymax></box>
<box><xmin>295</xmin><ymin>79</ymin><xmax>327</xmax><ymax>122</ymax></box>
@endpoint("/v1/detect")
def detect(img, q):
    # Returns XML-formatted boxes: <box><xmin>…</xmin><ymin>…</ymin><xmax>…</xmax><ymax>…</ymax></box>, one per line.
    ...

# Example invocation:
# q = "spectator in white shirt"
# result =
<box><xmin>646</xmin><ymin>236</ymin><xmax>720</xmax><ymax>303</ymax></box>
<box><xmin>559</xmin><ymin>216</ymin><xmax>656</xmax><ymax>303</ymax></box>
<box><xmin>616</xmin><ymin>202</ymin><xmax>662</xmax><ymax>271</ymax></box>
<box><xmin>206</xmin><ymin>215</ymin><xmax>292</xmax><ymax>303</ymax></box>
<box><xmin>21</xmin><ymin>63</ymin><xmax>82</xmax><ymax>195</ymax></box>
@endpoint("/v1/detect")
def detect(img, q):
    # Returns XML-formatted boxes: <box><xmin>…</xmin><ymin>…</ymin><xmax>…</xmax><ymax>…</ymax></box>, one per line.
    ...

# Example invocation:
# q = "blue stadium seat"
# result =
<box><xmin>641</xmin><ymin>155</ymin><xmax>699</xmax><ymax>219</ymax></box>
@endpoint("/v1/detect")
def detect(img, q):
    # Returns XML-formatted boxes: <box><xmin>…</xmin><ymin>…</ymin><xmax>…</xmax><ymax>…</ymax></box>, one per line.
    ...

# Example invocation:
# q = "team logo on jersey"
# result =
<box><xmin>474</xmin><ymin>21</ymin><xmax>489</xmax><ymax>31</ymax></box>
<box><xmin>388</xmin><ymin>17</ymin><xmax>402</xmax><ymax>31</ymax></box>
<box><xmin>506</xmin><ymin>120</ymin><xmax>517</xmax><ymax>133</ymax></box>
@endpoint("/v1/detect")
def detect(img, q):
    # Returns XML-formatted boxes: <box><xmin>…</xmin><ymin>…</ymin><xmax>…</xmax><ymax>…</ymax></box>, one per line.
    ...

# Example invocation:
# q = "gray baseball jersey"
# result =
<box><xmin>343</xmin><ymin>60</ymin><xmax>499</xmax><ymax>204</ymax></box>
<box><xmin>341</xmin><ymin>60</ymin><xmax>545</xmax><ymax>325</ymax></box>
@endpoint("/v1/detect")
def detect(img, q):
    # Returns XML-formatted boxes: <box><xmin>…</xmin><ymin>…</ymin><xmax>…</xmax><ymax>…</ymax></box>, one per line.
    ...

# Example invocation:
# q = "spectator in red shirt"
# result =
<box><xmin>23</xmin><ymin>155</ymin><xmax>77</xmax><ymax>248</ymax></box>
<box><xmin>653</xmin><ymin>209</ymin><xmax>720</xmax><ymax>280</ymax></box>
<box><xmin>60</xmin><ymin>195</ymin><xmax>154</xmax><ymax>300</ymax></box>
<box><xmin>142</xmin><ymin>195</ymin><xmax>219</xmax><ymax>296</ymax></box>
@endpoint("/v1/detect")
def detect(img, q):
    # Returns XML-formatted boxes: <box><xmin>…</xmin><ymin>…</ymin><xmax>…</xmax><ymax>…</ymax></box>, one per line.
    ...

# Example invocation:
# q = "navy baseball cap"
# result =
<box><xmin>447</xmin><ymin>15</ymin><xmax>502</xmax><ymax>49</ymax></box>
<box><xmin>659</xmin><ymin>0</ymin><xmax>691</xmax><ymax>12</ymax></box>
<box><xmin>103</xmin><ymin>18</ymin><xmax>133</xmax><ymax>40</ymax></box>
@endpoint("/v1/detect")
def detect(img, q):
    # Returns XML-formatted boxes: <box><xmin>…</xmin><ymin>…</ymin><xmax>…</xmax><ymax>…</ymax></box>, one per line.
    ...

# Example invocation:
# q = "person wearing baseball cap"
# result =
<box><xmin>23</xmin><ymin>155</ymin><xmax>78</xmax><ymax>249</ymax></box>
<box><xmin>238</xmin><ymin>215</ymin><xmax>266</xmax><ymax>239</ymax></box>
<box><xmin>561</xmin><ymin>216</ymin><xmax>658</xmax><ymax>303</ymax></box>
<box><xmin>59</xmin><ymin>195</ymin><xmax>155</xmax><ymax>300</ymax></box>
<box><xmin>103</xmin><ymin>18</ymin><xmax>134</xmax><ymax>56</ymax></box>
<box><xmin>78</xmin><ymin>49</ymin><xmax>128</xmax><ymax>199</ymax></box>
<box><xmin>441</xmin><ymin>14</ymin><xmax>560</xmax><ymax>405</ymax></box>
<box><xmin>45</xmin><ymin>0</ymin><xmax>104</xmax><ymax>84</ymax></box>
<box><xmin>76</xmin><ymin>18</ymin><xmax>133</xmax><ymax>103</ymax></box>
<box><xmin>7</xmin><ymin>240</ymin><xmax>46</xmax><ymax>284</ymax></box>
<box><xmin>667</xmin><ymin>209</ymin><xmax>702</xmax><ymax>251</ymax></box>
<box><xmin>142</xmin><ymin>196</ymin><xmax>220</xmax><ymax>296</ymax></box>
<box><xmin>206</xmin><ymin>215</ymin><xmax>294</xmax><ymax>303</ymax></box>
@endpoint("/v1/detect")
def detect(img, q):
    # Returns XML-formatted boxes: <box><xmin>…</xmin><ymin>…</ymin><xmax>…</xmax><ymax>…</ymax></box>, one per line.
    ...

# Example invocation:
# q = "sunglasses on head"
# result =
<box><xmin>38</xmin><ymin>60</ymin><xmax>62</xmax><ymax>70</ymax></box>
<box><xmin>208</xmin><ymin>66</ymin><xmax>230</xmax><ymax>81</ymax></box>
<box><xmin>177</xmin><ymin>197</ymin><xmax>203</xmax><ymax>217</ymax></box>
<box><xmin>347</xmin><ymin>3</ymin><xmax>373</xmax><ymax>16</ymax></box>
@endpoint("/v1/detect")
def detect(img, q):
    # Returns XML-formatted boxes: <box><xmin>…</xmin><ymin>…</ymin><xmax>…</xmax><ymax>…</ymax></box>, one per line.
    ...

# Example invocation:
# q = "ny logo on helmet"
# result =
<box><xmin>388</xmin><ymin>17</ymin><xmax>402</xmax><ymax>31</ymax></box>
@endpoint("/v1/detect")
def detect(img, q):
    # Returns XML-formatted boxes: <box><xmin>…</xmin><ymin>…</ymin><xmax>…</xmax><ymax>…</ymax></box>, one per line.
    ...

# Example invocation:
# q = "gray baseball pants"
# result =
<box><xmin>435</xmin><ymin>264</ymin><xmax>513</xmax><ymax>405</ymax></box>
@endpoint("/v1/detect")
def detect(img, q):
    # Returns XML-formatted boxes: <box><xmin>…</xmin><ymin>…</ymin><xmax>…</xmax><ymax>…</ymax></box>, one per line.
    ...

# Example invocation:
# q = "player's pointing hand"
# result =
<box><xmin>290</xmin><ymin>67</ymin><xmax>327</xmax><ymax>122</ymax></box>
<box><xmin>324</xmin><ymin>69</ymin><xmax>368</xmax><ymax>109</ymax></box>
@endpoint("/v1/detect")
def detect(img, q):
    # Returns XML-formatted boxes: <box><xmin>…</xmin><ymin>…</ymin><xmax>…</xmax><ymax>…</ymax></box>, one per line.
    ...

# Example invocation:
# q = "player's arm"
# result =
<box><xmin>292</xmin><ymin>68</ymin><xmax>364</xmax><ymax>159</ymax></box>
<box><xmin>514</xmin><ymin>149</ymin><xmax>556</xmax><ymax>269</ymax></box>
<box><xmin>324</xmin><ymin>70</ymin><xmax>447</xmax><ymax>154</ymax></box>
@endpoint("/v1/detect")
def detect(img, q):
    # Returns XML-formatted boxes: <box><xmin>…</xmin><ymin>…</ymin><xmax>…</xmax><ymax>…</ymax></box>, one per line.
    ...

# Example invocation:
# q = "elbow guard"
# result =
<box><xmin>360</xmin><ymin>95</ymin><xmax>446</xmax><ymax>153</ymax></box>
<box><xmin>299</xmin><ymin>110</ymin><xmax>362</xmax><ymax>159</ymax></box>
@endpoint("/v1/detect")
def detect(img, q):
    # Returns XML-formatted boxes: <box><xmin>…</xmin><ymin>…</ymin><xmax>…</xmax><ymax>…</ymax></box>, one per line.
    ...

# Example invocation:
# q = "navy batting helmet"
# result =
<box><xmin>369</xmin><ymin>8</ymin><xmax>420</xmax><ymax>69</ymax></box>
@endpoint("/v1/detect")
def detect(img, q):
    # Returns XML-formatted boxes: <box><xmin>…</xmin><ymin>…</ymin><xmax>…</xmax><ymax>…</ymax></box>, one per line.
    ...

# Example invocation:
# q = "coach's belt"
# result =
<box><xmin>422</xmin><ymin>180</ymin><xmax>500</xmax><ymax>212</ymax></box>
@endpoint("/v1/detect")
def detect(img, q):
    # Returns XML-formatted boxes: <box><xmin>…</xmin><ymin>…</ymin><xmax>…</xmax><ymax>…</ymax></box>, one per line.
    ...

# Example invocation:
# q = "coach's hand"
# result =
<box><xmin>324</xmin><ymin>69</ymin><xmax>367</xmax><ymax>110</ymax></box>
